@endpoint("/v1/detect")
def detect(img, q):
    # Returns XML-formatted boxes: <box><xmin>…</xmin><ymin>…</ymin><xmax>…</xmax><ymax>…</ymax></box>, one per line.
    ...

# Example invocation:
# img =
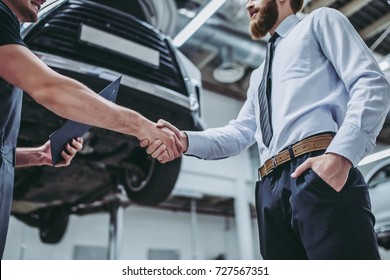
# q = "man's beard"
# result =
<box><xmin>249</xmin><ymin>0</ymin><xmax>278</xmax><ymax>40</ymax></box>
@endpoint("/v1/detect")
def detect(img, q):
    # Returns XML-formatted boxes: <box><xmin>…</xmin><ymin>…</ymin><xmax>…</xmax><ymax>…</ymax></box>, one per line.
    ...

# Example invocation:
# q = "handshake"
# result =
<box><xmin>140</xmin><ymin>119</ymin><xmax>187</xmax><ymax>164</ymax></box>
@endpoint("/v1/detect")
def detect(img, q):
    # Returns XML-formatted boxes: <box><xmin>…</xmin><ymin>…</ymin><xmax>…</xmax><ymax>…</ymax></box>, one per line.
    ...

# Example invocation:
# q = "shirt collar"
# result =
<box><xmin>274</xmin><ymin>14</ymin><xmax>301</xmax><ymax>38</ymax></box>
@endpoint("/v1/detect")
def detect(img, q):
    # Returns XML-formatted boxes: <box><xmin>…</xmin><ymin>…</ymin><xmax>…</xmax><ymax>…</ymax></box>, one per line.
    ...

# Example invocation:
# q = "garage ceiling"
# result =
<box><xmin>172</xmin><ymin>0</ymin><xmax>389</xmax><ymax>95</ymax></box>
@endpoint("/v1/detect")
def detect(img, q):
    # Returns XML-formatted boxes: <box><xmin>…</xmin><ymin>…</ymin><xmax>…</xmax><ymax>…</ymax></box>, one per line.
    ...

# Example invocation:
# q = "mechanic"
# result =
<box><xmin>0</xmin><ymin>0</ymin><xmax>183</xmax><ymax>258</ymax></box>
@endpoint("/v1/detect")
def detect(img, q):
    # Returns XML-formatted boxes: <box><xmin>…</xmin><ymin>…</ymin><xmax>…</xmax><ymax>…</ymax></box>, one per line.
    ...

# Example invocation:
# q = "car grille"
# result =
<box><xmin>23</xmin><ymin>0</ymin><xmax>188</xmax><ymax>95</ymax></box>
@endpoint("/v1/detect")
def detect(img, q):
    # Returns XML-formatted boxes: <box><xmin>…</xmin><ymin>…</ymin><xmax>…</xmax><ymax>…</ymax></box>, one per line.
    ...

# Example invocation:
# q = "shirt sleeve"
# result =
<box><xmin>0</xmin><ymin>4</ymin><xmax>26</xmax><ymax>47</ymax></box>
<box><xmin>314</xmin><ymin>8</ymin><xmax>390</xmax><ymax>166</ymax></box>
<box><xmin>185</xmin><ymin>75</ymin><xmax>258</xmax><ymax>160</ymax></box>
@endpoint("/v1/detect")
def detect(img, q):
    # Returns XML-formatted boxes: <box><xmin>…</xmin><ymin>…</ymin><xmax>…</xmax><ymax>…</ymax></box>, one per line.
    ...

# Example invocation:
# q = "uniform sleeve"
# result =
<box><xmin>0</xmin><ymin>4</ymin><xmax>26</xmax><ymax>46</ymax></box>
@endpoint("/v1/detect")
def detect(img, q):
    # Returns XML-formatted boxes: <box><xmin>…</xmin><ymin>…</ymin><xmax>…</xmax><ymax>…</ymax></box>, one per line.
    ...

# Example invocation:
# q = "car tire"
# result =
<box><xmin>377</xmin><ymin>226</ymin><xmax>390</xmax><ymax>250</ymax></box>
<box><xmin>121</xmin><ymin>149</ymin><xmax>182</xmax><ymax>206</ymax></box>
<box><xmin>39</xmin><ymin>207</ymin><xmax>69</xmax><ymax>244</ymax></box>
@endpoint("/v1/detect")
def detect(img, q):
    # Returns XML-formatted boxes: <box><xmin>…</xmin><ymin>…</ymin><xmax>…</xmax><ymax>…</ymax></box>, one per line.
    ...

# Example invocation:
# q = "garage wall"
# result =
<box><xmin>4</xmin><ymin>89</ymin><xmax>262</xmax><ymax>260</ymax></box>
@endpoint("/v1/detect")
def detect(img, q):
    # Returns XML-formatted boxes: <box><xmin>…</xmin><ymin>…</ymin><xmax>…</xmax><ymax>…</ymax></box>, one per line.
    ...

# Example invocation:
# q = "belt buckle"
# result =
<box><xmin>259</xmin><ymin>156</ymin><xmax>278</xmax><ymax>180</ymax></box>
<box><xmin>271</xmin><ymin>156</ymin><xmax>278</xmax><ymax>169</ymax></box>
<box><xmin>265</xmin><ymin>156</ymin><xmax>277</xmax><ymax>176</ymax></box>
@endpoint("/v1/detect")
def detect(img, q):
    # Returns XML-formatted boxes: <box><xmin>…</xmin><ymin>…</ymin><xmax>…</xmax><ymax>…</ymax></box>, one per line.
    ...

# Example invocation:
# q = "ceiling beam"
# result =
<box><xmin>304</xmin><ymin>0</ymin><xmax>337</xmax><ymax>12</ymax></box>
<box><xmin>339</xmin><ymin>0</ymin><xmax>371</xmax><ymax>17</ymax></box>
<box><xmin>173</xmin><ymin>0</ymin><xmax>228</xmax><ymax>47</ymax></box>
<box><xmin>360</xmin><ymin>13</ymin><xmax>390</xmax><ymax>40</ymax></box>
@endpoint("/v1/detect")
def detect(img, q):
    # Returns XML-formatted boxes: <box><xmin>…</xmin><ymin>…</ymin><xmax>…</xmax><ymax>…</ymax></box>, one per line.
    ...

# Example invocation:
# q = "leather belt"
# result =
<box><xmin>258</xmin><ymin>133</ymin><xmax>333</xmax><ymax>179</ymax></box>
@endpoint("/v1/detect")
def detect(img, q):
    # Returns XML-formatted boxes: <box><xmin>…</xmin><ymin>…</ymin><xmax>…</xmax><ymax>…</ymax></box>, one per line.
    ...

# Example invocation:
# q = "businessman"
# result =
<box><xmin>145</xmin><ymin>0</ymin><xmax>390</xmax><ymax>259</ymax></box>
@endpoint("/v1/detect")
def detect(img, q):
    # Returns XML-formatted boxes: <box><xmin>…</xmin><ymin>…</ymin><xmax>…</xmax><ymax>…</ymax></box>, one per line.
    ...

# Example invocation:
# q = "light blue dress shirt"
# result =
<box><xmin>185</xmin><ymin>8</ymin><xmax>390</xmax><ymax>167</ymax></box>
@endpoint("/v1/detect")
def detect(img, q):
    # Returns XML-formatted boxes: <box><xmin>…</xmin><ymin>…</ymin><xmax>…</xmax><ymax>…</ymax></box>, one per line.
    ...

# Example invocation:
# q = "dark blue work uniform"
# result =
<box><xmin>0</xmin><ymin>1</ymin><xmax>27</xmax><ymax>258</ymax></box>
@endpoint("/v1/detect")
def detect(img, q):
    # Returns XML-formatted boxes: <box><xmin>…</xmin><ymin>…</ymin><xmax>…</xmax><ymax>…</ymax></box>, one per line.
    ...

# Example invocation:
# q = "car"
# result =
<box><xmin>359</xmin><ymin>156</ymin><xmax>390</xmax><ymax>252</ymax></box>
<box><xmin>12</xmin><ymin>0</ymin><xmax>204</xmax><ymax>244</ymax></box>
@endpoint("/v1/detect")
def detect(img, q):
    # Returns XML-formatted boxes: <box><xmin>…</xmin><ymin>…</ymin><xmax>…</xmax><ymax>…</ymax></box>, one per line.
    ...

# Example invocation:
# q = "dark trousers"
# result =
<box><xmin>0</xmin><ymin>157</ymin><xmax>14</xmax><ymax>259</ymax></box>
<box><xmin>255</xmin><ymin>150</ymin><xmax>380</xmax><ymax>260</ymax></box>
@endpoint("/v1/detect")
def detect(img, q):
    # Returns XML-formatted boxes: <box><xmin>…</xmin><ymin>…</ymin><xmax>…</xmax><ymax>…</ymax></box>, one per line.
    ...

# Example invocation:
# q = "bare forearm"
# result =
<box><xmin>34</xmin><ymin>76</ymin><xmax>183</xmax><ymax>158</ymax></box>
<box><xmin>0</xmin><ymin>45</ymin><xmax>149</xmax><ymax>140</ymax></box>
<box><xmin>31</xmin><ymin>77</ymin><xmax>182</xmax><ymax>159</ymax></box>
<box><xmin>16</xmin><ymin>147</ymin><xmax>49</xmax><ymax>167</ymax></box>
<box><xmin>34</xmin><ymin>75</ymin><xmax>148</xmax><ymax>139</ymax></box>
<box><xmin>16</xmin><ymin>138</ymin><xmax>83</xmax><ymax>168</ymax></box>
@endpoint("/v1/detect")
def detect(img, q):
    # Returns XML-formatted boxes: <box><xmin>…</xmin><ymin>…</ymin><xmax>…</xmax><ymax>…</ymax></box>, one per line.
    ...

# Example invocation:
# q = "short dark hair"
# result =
<box><xmin>290</xmin><ymin>0</ymin><xmax>303</xmax><ymax>13</ymax></box>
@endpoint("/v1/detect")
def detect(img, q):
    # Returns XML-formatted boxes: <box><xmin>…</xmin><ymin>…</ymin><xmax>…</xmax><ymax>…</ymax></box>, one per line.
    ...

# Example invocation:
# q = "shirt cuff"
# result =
<box><xmin>326</xmin><ymin>124</ymin><xmax>375</xmax><ymax>166</ymax></box>
<box><xmin>184</xmin><ymin>130</ymin><xmax>209</xmax><ymax>159</ymax></box>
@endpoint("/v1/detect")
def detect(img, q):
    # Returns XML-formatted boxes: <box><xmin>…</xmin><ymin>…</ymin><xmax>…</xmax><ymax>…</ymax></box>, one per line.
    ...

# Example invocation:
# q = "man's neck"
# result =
<box><xmin>270</xmin><ymin>8</ymin><xmax>294</xmax><ymax>35</ymax></box>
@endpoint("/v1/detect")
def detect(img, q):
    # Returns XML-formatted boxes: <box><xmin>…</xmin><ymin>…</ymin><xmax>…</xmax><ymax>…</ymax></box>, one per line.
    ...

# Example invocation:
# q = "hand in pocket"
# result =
<box><xmin>291</xmin><ymin>153</ymin><xmax>352</xmax><ymax>192</ymax></box>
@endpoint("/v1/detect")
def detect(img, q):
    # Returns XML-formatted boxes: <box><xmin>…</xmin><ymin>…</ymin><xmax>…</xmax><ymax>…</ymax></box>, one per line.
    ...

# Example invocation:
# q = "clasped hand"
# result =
<box><xmin>140</xmin><ymin>119</ymin><xmax>187</xmax><ymax>163</ymax></box>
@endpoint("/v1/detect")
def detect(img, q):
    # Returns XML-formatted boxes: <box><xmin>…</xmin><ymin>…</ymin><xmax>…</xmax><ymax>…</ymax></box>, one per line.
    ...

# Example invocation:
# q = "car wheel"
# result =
<box><xmin>120</xmin><ymin>148</ymin><xmax>182</xmax><ymax>206</ymax></box>
<box><xmin>39</xmin><ymin>207</ymin><xmax>69</xmax><ymax>244</ymax></box>
<box><xmin>377</xmin><ymin>226</ymin><xmax>390</xmax><ymax>250</ymax></box>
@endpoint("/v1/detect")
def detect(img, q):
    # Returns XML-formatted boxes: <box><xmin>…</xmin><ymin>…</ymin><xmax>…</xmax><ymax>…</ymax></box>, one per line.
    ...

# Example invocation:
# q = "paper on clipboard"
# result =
<box><xmin>49</xmin><ymin>76</ymin><xmax>121</xmax><ymax>165</ymax></box>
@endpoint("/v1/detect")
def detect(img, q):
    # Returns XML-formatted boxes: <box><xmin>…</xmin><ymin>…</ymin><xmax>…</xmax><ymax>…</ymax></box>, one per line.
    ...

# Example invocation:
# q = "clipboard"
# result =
<box><xmin>49</xmin><ymin>76</ymin><xmax>121</xmax><ymax>165</ymax></box>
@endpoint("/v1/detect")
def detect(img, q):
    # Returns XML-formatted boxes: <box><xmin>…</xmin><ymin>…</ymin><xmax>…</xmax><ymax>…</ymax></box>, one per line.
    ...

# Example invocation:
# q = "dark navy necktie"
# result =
<box><xmin>258</xmin><ymin>32</ymin><xmax>279</xmax><ymax>147</ymax></box>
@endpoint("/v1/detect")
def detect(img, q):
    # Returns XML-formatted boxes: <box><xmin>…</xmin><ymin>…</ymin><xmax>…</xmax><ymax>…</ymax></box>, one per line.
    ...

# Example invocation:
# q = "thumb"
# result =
<box><xmin>156</xmin><ymin>119</ymin><xmax>167</xmax><ymax>128</ymax></box>
<box><xmin>140</xmin><ymin>138</ymin><xmax>149</xmax><ymax>147</ymax></box>
<box><xmin>157</xmin><ymin>119</ymin><xmax>182</xmax><ymax>138</ymax></box>
<box><xmin>291</xmin><ymin>159</ymin><xmax>311</xmax><ymax>178</ymax></box>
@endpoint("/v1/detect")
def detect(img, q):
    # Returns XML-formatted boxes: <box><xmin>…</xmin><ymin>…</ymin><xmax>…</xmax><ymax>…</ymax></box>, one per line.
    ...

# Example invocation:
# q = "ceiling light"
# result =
<box><xmin>173</xmin><ymin>0</ymin><xmax>227</xmax><ymax>47</ymax></box>
<box><xmin>178</xmin><ymin>8</ymin><xmax>196</xmax><ymax>18</ymax></box>
<box><xmin>213</xmin><ymin>63</ymin><xmax>245</xmax><ymax>83</ymax></box>
<box><xmin>213</xmin><ymin>45</ymin><xmax>245</xmax><ymax>83</ymax></box>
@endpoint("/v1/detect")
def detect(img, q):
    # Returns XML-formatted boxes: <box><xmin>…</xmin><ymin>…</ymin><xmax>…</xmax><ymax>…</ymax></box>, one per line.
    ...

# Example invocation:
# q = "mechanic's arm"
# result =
<box><xmin>16</xmin><ymin>138</ymin><xmax>83</xmax><ymax>168</ymax></box>
<box><xmin>0</xmin><ymin>44</ymin><xmax>183</xmax><ymax>160</ymax></box>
